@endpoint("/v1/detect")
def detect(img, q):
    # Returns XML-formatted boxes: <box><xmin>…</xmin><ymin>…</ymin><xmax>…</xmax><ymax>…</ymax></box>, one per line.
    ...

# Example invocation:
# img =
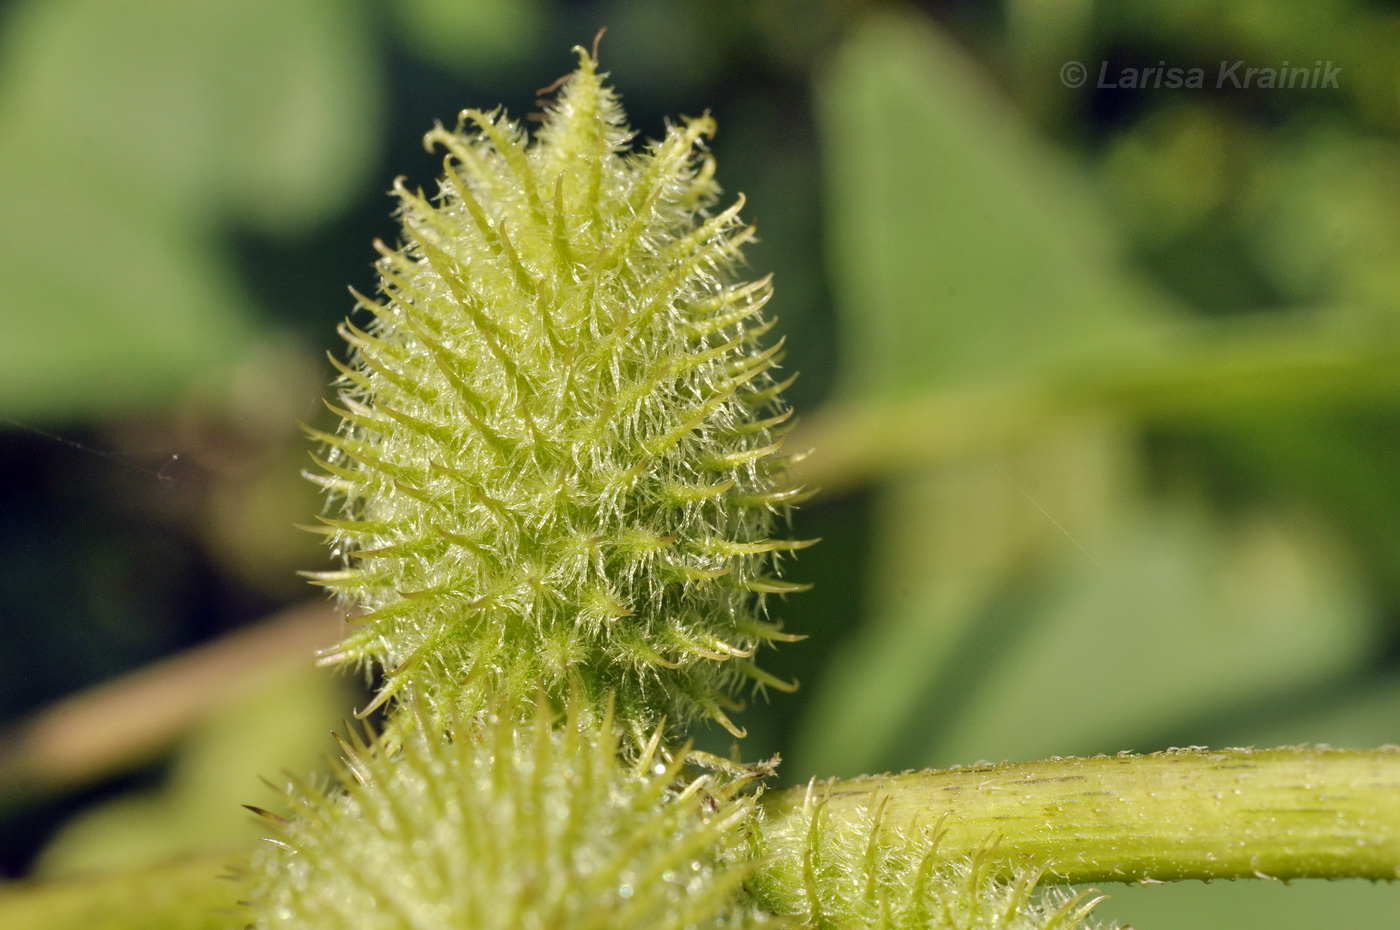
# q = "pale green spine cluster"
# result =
<box><xmin>304</xmin><ymin>46</ymin><xmax>809</xmax><ymax>738</ymax></box>
<box><xmin>244</xmin><ymin>701</ymin><xmax>762</xmax><ymax>930</ymax></box>
<box><xmin>749</xmin><ymin>790</ymin><xmax>1112</xmax><ymax>930</ymax></box>
<box><xmin>246</xmin><ymin>47</ymin><xmax>1111</xmax><ymax>930</ymax></box>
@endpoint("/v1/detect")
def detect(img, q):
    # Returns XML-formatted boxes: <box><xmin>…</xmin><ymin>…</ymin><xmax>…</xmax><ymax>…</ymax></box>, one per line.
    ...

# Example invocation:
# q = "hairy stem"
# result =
<box><xmin>759</xmin><ymin>747</ymin><xmax>1400</xmax><ymax>888</ymax></box>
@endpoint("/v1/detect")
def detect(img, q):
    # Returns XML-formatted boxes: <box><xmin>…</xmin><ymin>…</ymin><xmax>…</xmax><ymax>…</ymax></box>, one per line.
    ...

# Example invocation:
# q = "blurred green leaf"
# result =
<box><xmin>791</xmin><ymin>11</ymin><xmax>1382</xmax><ymax>793</ymax></box>
<box><xmin>793</xmin><ymin>426</ymin><xmax>1136</xmax><ymax>777</ymax></box>
<box><xmin>1107</xmin><ymin>0</ymin><xmax>1400</xmax><ymax>130</ymax></box>
<box><xmin>928</xmin><ymin>494</ymin><xmax>1374</xmax><ymax>767</ymax></box>
<box><xmin>794</xmin><ymin>9</ymin><xmax>1164</xmax><ymax>778</ymax></box>
<box><xmin>0</xmin><ymin>0</ymin><xmax>379</xmax><ymax>231</ymax></box>
<box><xmin>0</xmin><ymin>173</ymin><xmax>255</xmax><ymax>420</ymax></box>
<box><xmin>1242</xmin><ymin>124</ymin><xmax>1400</xmax><ymax>317</ymax></box>
<box><xmin>816</xmin><ymin>11</ymin><xmax>1167</xmax><ymax>400</ymax></box>
<box><xmin>393</xmin><ymin>0</ymin><xmax>544</xmax><ymax>77</ymax></box>
<box><xmin>1212</xmin><ymin>415</ymin><xmax>1400</xmax><ymax>604</ymax></box>
<box><xmin>0</xmin><ymin>0</ymin><xmax>380</xmax><ymax>420</ymax></box>
<box><xmin>1100</xmin><ymin>104</ymin><xmax>1251</xmax><ymax>251</ymax></box>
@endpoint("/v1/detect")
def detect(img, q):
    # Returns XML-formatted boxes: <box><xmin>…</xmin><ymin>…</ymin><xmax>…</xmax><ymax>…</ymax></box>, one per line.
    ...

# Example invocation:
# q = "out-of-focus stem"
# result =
<box><xmin>0</xmin><ymin>601</ymin><xmax>340</xmax><ymax>805</ymax></box>
<box><xmin>791</xmin><ymin>320</ymin><xmax>1400</xmax><ymax>495</ymax></box>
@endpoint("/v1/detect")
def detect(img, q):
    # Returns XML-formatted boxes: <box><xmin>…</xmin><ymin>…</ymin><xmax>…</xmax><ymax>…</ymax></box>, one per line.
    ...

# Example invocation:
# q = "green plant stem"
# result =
<box><xmin>759</xmin><ymin>747</ymin><xmax>1400</xmax><ymax>888</ymax></box>
<box><xmin>10</xmin><ymin>749</ymin><xmax>1399</xmax><ymax>926</ymax></box>
<box><xmin>792</xmin><ymin>319</ymin><xmax>1400</xmax><ymax>494</ymax></box>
